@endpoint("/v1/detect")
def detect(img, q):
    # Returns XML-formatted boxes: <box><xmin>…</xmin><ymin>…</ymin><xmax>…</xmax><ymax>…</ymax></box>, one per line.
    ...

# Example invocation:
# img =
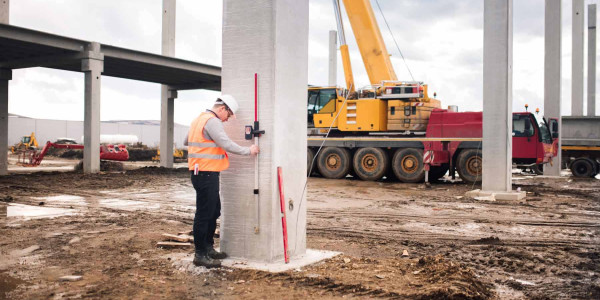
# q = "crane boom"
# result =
<box><xmin>341</xmin><ymin>0</ymin><xmax>397</xmax><ymax>85</ymax></box>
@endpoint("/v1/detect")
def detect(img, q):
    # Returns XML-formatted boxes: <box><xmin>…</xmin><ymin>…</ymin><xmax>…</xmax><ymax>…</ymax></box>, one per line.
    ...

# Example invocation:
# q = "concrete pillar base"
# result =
<box><xmin>466</xmin><ymin>189</ymin><xmax>526</xmax><ymax>201</ymax></box>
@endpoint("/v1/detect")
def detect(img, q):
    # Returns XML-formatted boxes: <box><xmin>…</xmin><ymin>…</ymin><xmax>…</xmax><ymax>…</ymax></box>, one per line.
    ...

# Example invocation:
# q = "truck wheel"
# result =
<box><xmin>353</xmin><ymin>147</ymin><xmax>389</xmax><ymax>181</ymax></box>
<box><xmin>317</xmin><ymin>147</ymin><xmax>351</xmax><ymax>179</ymax></box>
<box><xmin>307</xmin><ymin>148</ymin><xmax>316</xmax><ymax>176</ymax></box>
<box><xmin>429</xmin><ymin>164</ymin><xmax>449</xmax><ymax>181</ymax></box>
<box><xmin>570</xmin><ymin>158</ymin><xmax>596</xmax><ymax>177</ymax></box>
<box><xmin>457</xmin><ymin>149</ymin><xmax>482</xmax><ymax>184</ymax></box>
<box><xmin>392</xmin><ymin>148</ymin><xmax>425</xmax><ymax>183</ymax></box>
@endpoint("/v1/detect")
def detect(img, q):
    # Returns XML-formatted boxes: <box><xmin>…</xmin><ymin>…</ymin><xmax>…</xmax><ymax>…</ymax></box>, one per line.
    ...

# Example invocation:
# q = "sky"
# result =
<box><xmin>6</xmin><ymin>0</ymin><xmax>600</xmax><ymax>126</ymax></box>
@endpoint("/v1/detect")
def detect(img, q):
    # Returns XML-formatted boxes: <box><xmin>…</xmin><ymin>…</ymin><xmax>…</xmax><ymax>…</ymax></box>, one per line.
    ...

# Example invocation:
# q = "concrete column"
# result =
<box><xmin>572</xmin><ymin>0</ymin><xmax>584</xmax><ymax>116</ymax></box>
<box><xmin>482</xmin><ymin>0</ymin><xmax>513</xmax><ymax>192</ymax></box>
<box><xmin>0</xmin><ymin>0</ymin><xmax>8</xmax><ymax>24</ymax></box>
<box><xmin>160</xmin><ymin>87</ymin><xmax>176</xmax><ymax>167</ymax></box>
<box><xmin>160</xmin><ymin>0</ymin><xmax>176</xmax><ymax>168</ymax></box>
<box><xmin>544</xmin><ymin>0</ymin><xmax>562</xmax><ymax>176</ymax></box>
<box><xmin>588</xmin><ymin>4</ymin><xmax>596</xmax><ymax>116</ymax></box>
<box><xmin>0</xmin><ymin>69</ymin><xmax>11</xmax><ymax>176</ymax></box>
<box><xmin>328</xmin><ymin>30</ymin><xmax>337</xmax><ymax>86</ymax></box>
<box><xmin>81</xmin><ymin>43</ymin><xmax>103</xmax><ymax>174</ymax></box>
<box><xmin>221</xmin><ymin>0</ymin><xmax>309</xmax><ymax>262</ymax></box>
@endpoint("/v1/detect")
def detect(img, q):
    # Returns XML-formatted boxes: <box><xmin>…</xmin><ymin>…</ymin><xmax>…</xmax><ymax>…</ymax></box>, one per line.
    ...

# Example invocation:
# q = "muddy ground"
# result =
<box><xmin>0</xmin><ymin>161</ymin><xmax>598</xmax><ymax>299</ymax></box>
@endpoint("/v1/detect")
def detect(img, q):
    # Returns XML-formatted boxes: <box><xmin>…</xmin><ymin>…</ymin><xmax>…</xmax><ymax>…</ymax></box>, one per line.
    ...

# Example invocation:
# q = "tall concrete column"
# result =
<box><xmin>82</xmin><ymin>43</ymin><xmax>103</xmax><ymax>174</ymax></box>
<box><xmin>328</xmin><ymin>30</ymin><xmax>337</xmax><ymax>86</ymax></box>
<box><xmin>589</xmin><ymin>4</ymin><xmax>597</xmax><ymax>116</ymax></box>
<box><xmin>0</xmin><ymin>69</ymin><xmax>11</xmax><ymax>176</ymax></box>
<box><xmin>572</xmin><ymin>0</ymin><xmax>584</xmax><ymax>116</ymax></box>
<box><xmin>544</xmin><ymin>0</ymin><xmax>562</xmax><ymax>176</ymax></box>
<box><xmin>482</xmin><ymin>0</ymin><xmax>513</xmax><ymax>192</ymax></box>
<box><xmin>160</xmin><ymin>0</ymin><xmax>175</xmax><ymax>168</ymax></box>
<box><xmin>0</xmin><ymin>0</ymin><xmax>8</xmax><ymax>23</ymax></box>
<box><xmin>160</xmin><ymin>88</ymin><xmax>176</xmax><ymax>167</ymax></box>
<box><xmin>221</xmin><ymin>0</ymin><xmax>309</xmax><ymax>262</ymax></box>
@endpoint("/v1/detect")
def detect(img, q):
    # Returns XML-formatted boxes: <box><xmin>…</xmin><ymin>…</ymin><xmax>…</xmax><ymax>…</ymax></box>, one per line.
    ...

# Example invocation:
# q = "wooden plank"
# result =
<box><xmin>156</xmin><ymin>241</ymin><xmax>192</xmax><ymax>249</ymax></box>
<box><xmin>162</xmin><ymin>233</ymin><xmax>191</xmax><ymax>243</ymax></box>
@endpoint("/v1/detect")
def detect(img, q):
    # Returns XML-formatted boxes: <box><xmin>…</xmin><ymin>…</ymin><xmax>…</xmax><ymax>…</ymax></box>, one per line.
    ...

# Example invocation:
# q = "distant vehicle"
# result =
<box><xmin>559</xmin><ymin>116</ymin><xmax>600</xmax><ymax>177</ymax></box>
<box><xmin>11</xmin><ymin>132</ymin><xmax>38</xmax><ymax>153</ymax></box>
<box><xmin>17</xmin><ymin>141</ymin><xmax>129</xmax><ymax>167</ymax></box>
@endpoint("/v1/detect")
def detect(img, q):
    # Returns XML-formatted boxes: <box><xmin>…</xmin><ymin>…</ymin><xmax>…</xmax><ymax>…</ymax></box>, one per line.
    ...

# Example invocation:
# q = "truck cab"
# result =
<box><xmin>308</xmin><ymin>87</ymin><xmax>340</xmax><ymax>128</ymax></box>
<box><xmin>512</xmin><ymin>112</ymin><xmax>555</xmax><ymax>170</ymax></box>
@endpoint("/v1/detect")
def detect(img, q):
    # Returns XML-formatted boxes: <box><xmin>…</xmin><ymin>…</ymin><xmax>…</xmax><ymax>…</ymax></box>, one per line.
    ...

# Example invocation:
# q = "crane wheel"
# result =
<box><xmin>392</xmin><ymin>148</ymin><xmax>425</xmax><ymax>183</ymax></box>
<box><xmin>429</xmin><ymin>163</ymin><xmax>449</xmax><ymax>181</ymax></box>
<box><xmin>317</xmin><ymin>147</ymin><xmax>351</xmax><ymax>179</ymax></box>
<box><xmin>570</xmin><ymin>158</ymin><xmax>597</xmax><ymax>177</ymax></box>
<box><xmin>457</xmin><ymin>149</ymin><xmax>482</xmax><ymax>184</ymax></box>
<box><xmin>353</xmin><ymin>147</ymin><xmax>389</xmax><ymax>181</ymax></box>
<box><xmin>307</xmin><ymin>147</ymin><xmax>316</xmax><ymax>176</ymax></box>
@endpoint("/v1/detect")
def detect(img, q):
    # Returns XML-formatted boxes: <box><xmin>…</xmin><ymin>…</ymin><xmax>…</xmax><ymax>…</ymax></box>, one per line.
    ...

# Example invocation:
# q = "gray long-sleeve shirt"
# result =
<box><xmin>185</xmin><ymin>111</ymin><xmax>250</xmax><ymax>155</ymax></box>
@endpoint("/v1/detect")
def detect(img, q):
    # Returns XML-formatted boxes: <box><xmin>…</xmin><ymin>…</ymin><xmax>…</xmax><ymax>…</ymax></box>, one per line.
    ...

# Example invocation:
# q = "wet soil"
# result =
<box><xmin>0</xmin><ymin>166</ymin><xmax>598</xmax><ymax>299</ymax></box>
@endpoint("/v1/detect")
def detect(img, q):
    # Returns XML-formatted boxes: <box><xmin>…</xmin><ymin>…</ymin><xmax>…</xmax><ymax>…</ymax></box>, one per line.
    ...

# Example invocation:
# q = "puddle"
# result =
<box><xmin>99</xmin><ymin>199</ymin><xmax>160</xmax><ymax>211</ymax></box>
<box><xmin>7</xmin><ymin>204</ymin><xmax>78</xmax><ymax>219</ymax></box>
<box><xmin>31</xmin><ymin>195</ymin><xmax>87</xmax><ymax>206</ymax></box>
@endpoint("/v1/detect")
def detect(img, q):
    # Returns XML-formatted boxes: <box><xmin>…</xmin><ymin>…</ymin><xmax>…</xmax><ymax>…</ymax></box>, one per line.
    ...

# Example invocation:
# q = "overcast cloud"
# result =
<box><xmin>6</xmin><ymin>0</ymin><xmax>600</xmax><ymax>126</ymax></box>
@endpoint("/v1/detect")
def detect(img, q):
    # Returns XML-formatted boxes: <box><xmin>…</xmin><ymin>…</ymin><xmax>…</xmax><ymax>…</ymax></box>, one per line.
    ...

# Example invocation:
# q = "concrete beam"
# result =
<box><xmin>544</xmin><ymin>0</ymin><xmax>562</xmax><ymax>176</ymax></box>
<box><xmin>160</xmin><ymin>0</ymin><xmax>176</xmax><ymax>168</ymax></box>
<box><xmin>81</xmin><ymin>43</ymin><xmax>103</xmax><ymax>174</ymax></box>
<box><xmin>572</xmin><ymin>0</ymin><xmax>584</xmax><ymax>116</ymax></box>
<box><xmin>482</xmin><ymin>0</ymin><xmax>513</xmax><ymax>192</ymax></box>
<box><xmin>0</xmin><ymin>68</ymin><xmax>11</xmax><ymax>176</ymax></box>
<box><xmin>589</xmin><ymin>4</ymin><xmax>597</xmax><ymax>116</ymax></box>
<box><xmin>221</xmin><ymin>0</ymin><xmax>309</xmax><ymax>262</ymax></box>
<box><xmin>0</xmin><ymin>0</ymin><xmax>8</xmax><ymax>24</ymax></box>
<box><xmin>0</xmin><ymin>51</ymin><xmax>101</xmax><ymax>69</ymax></box>
<box><xmin>328</xmin><ymin>30</ymin><xmax>337</xmax><ymax>86</ymax></box>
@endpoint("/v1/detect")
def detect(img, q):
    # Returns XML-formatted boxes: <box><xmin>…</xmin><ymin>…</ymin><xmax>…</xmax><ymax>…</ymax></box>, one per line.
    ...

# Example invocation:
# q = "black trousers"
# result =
<box><xmin>191</xmin><ymin>171</ymin><xmax>221</xmax><ymax>254</ymax></box>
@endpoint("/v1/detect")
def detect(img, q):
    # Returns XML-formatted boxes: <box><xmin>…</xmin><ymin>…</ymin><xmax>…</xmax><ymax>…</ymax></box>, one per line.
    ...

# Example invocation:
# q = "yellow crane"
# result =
<box><xmin>310</xmin><ymin>0</ymin><xmax>441</xmax><ymax>133</ymax></box>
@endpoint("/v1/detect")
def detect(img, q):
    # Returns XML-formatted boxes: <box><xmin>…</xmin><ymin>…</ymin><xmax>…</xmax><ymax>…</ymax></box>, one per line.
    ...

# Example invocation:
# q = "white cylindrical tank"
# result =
<box><xmin>81</xmin><ymin>134</ymin><xmax>139</xmax><ymax>145</ymax></box>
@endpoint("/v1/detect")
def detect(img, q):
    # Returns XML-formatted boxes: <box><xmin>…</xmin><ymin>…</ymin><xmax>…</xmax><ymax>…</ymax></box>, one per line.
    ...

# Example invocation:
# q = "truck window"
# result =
<box><xmin>513</xmin><ymin>114</ymin><xmax>534</xmax><ymax>137</ymax></box>
<box><xmin>318</xmin><ymin>89</ymin><xmax>337</xmax><ymax>114</ymax></box>
<box><xmin>533</xmin><ymin>114</ymin><xmax>552</xmax><ymax>144</ymax></box>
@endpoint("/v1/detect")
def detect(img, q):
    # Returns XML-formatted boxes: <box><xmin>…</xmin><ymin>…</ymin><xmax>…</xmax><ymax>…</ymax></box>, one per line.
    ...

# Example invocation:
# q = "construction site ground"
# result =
<box><xmin>1</xmin><ymin>157</ymin><xmax>599</xmax><ymax>299</ymax></box>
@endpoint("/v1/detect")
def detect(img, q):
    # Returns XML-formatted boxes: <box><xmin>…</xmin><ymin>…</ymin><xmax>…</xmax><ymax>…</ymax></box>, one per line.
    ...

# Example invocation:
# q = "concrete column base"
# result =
<box><xmin>466</xmin><ymin>189</ymin><xmax>526</xmax><ymax>201</ymax></box>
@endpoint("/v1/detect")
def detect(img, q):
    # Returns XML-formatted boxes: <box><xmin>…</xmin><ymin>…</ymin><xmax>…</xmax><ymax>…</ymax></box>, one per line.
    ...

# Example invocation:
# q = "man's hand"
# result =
<box><xmin>250</xmin><ymin>145</ymin><xmax>260</xmax><ymax>156</ymax></box>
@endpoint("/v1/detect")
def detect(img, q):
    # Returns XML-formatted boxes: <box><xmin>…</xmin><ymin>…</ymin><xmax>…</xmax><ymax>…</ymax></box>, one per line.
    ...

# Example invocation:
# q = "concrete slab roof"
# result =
<box><xmin>0</xmin><ymin>23</ymin><xmax>221</xmax><ymax>91</ymax></box>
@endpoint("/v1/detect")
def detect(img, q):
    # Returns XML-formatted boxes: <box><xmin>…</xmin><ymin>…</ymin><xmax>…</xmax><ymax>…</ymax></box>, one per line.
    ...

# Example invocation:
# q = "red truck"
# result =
<box><xmin>308</xmin><ymin>108</ymin><xmax>558</xmax><ymax>184</ymax></box>
<box><xmin>421</xmin><ymin>109</ymin><xmax>558</xmax><ymax>183</ymax></box>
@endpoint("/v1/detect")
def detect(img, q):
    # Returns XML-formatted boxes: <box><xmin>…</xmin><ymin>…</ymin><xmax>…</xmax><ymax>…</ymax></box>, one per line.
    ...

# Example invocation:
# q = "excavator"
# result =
<box><xmin>11</xmin><ymin>132</ymin><xmax>39</xmax><ymax>153</ymax></box>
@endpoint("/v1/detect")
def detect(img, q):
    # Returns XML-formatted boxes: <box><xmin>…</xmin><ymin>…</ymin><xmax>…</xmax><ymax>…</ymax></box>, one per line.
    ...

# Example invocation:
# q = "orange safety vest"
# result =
<box><xmin>188</xmin><ymin>112</ymin><xmax>229</xmax><ymax>172</ymax></box>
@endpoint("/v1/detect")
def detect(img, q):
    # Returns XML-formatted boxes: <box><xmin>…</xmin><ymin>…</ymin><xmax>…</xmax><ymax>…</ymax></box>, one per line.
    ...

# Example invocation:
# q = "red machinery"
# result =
<box><xmin>18</xmin><ymin>141</ymin><xmax>129</xmax><ymax>167</ymax></box>
<box><xmin>422</xmin><ymin>109</ymin><xmax>558</xmax><ymax>182</ymax></box>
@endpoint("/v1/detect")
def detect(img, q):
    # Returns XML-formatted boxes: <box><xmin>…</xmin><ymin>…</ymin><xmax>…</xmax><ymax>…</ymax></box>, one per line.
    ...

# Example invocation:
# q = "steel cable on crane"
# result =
<box><xmin>293</xmin><ymin>85</ymin><xmax>353</xmax><ymax>252</ymax></box>
<box><xmin>374</xmin><ymin>0</ymin><xmax>415</xmax><ymax>82</ymax></box>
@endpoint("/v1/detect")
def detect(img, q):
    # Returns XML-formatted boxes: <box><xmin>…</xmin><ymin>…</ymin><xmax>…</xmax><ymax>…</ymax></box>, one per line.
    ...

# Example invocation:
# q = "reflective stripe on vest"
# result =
<box><xmin>187</xmin><ymin>112</ymin><xmax>229</xmax><ymax>171</ymax></box>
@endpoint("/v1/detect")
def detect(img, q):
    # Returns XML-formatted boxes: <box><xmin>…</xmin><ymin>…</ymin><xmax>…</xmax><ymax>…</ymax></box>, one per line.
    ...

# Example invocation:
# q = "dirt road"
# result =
<box><xmin>1</xmin><ymin>166</ymin><xmax>598</xmax><ymax>299</ymax></box>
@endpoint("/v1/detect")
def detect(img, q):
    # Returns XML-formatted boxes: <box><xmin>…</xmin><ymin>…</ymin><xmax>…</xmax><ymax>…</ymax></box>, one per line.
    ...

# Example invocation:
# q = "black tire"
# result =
<box><xmin>317</xmin><ymin>147</ymin><xmax>351</xmax><ymax>179</ymax></box>
<box><xmin>353</xmin><ymin>147</ymin><xmax>389</xmax><ymax>181</ymax></box>
<box><xmin>570</xmin><ymin>158</ymin><xmax>596</xmax><ymax>177</ymax></box>
<box><xmin>392</xmin><ymin>148</ymin><xmax>425</xmax><ymax>183</ymax></box>
<box><xmin>307</xmin><ymin>147</ymin><xmax>316</xmax><ymax>176</ymax></box>
<box><xmin>456</xmin><ymin>149</ymin><xmax>482</xmax><ymax>184</ymax></box>
<box><xmin>428</xmin><ymin>163</ymin><xmax>449</xmax><ymax>181</ymax></box>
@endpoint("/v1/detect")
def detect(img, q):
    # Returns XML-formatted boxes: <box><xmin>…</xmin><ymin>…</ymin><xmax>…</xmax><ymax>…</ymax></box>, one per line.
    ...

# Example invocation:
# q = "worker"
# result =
<box><xmin>185</xmin><ymin>95</ymin><xmax>259</xmax><ymax>268</ymax></box>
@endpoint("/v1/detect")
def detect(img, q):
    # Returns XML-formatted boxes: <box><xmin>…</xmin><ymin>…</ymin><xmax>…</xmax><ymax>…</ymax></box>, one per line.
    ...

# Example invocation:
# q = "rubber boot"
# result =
<box><xmin>206</xmin><ymin>247</ymin><xmax>228</xmax><ymax>259</ymax></box>
<box><xmin>193</xmin><ymin>252</ymin><xmax>221</xmax><ymax>268</ymax></box>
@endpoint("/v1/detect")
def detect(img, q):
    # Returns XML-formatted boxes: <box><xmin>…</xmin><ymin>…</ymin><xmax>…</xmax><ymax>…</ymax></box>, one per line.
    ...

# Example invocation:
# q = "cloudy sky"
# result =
<box><xmin>6</xmin><ymin>0</ymin><xmax>600</xmax><ymax>125</ymax></box>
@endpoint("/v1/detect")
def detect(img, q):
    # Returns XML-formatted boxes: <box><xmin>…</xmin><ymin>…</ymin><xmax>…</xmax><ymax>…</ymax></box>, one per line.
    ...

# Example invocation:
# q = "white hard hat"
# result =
<box><xmin>217</xmin><ymin>94</ymin><xmax>239</xmax><ymax>115</ymax></box>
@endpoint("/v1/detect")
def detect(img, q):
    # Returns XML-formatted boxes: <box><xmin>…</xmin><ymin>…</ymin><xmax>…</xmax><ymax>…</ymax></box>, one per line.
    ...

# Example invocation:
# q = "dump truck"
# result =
<box><xmin>560</xmin><ymin>116</ymin><xmax>600</xmax><ymax>177</ymax></box>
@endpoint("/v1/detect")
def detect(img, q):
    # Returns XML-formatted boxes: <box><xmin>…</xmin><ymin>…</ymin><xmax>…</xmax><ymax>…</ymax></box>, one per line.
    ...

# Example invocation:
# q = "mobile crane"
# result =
<box><xmin>307</xmin><ymin>0</ymin><xmax>558</xmax><ymax>183</ymax></box>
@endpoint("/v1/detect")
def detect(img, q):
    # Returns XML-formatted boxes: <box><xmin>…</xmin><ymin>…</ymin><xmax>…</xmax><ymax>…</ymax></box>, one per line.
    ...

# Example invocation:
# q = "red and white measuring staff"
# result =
<box><xmin>253</xmin><ymin>73</ymin><xmax>260</xmax><ymax>234</ymax></box>
<box><xmin>277</xmin><ymin>167</ymin><xmax>290</xmax><ymax>263</ymax></box>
